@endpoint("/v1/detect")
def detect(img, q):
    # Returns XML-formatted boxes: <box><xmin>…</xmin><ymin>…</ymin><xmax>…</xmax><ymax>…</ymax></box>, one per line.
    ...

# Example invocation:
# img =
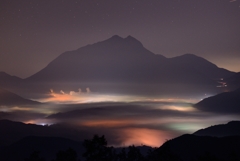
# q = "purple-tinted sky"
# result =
<box><xmin>1</xmin><ymin>0</ymin><xmax>240</xmax><ymax>78</ymax></box>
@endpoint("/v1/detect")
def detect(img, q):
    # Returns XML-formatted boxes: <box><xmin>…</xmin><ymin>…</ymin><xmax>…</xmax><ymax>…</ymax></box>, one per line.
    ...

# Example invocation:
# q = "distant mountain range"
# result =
<box><xmin>0</xmin><ymin>88</ymin><xmax>40</xmax><ymax>106</ymax></box>
<box><xmin>0</xmin><ymin>72</ymin><xmax>22</xmax><ymax>83</ymax></box>
<box><xmin>0</xmin><ymin>35</ymin><xmax>237</xmax><ymax>97</ymax></box>
<box><xmin>0</xmin><ymin>119</ymin><xmax>88</xmax><ymax>146</ymax></box>
<box><xmin>194</xmin><ymin>88</ymin><xmax>240</xmax><ymax>113</ymax></box>
<box><xmin>225</xmin><ymin>72</ymin><xmax>240</xmax><ymax>90</ymax></box>
<box><xmin>1</xmin><ymin>35</ymin><xmax>239</xmax><ymax>160</ymax></box>
<box><xmin>0</xmin><ymin>72</ymin><xmax>23</xmax><ymax>92</ymax></box>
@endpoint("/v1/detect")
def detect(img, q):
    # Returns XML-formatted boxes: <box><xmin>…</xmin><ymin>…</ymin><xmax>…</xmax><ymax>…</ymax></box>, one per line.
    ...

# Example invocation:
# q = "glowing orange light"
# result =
<box><xmin>24</xmin><ymin>120</ymin><xmax>37</xmax><ymax>124</ymax></box>
<box><xmin>119</xmin><ymin>128</ymin><xmax>172</xmax><ymax>147</ymax></box>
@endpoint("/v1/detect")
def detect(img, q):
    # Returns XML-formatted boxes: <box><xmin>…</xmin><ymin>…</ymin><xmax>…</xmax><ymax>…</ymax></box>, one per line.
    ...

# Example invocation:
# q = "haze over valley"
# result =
<box><xmin>1</xmin><ymin>1</ymin><xmax>240</xmax><ymax>160</ymax></box>
<box><xmin>0</xmin><ymin>36</ymin><xmax>240</xmax><ymax>148</ymax></box>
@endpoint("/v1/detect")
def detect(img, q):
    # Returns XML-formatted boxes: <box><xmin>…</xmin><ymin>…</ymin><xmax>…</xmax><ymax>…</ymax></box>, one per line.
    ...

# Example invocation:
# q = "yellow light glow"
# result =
<box><xmin>157</xmin><ymin>105</ymin><xmax>198</xmax><ymax>112</ymax></box>
<box><xmin>10</xmin><ymin>106</ymin><xmax>33</xmax><ymax>111</ymax></box>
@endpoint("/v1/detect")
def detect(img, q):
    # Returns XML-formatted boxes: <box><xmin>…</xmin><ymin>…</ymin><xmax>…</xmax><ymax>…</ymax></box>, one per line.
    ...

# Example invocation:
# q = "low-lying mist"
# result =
<box><xmin>0</xmin><ymin>89</ymin><xmax>239</xmax><ymax>147</ymax></box>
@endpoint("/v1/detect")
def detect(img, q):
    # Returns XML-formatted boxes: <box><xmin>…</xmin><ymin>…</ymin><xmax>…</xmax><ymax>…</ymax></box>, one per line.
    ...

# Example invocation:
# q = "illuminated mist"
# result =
<box><xmin>1</xmin><ymin>88</ymin><xmax>239</xmax><ymax>147</ymax></box>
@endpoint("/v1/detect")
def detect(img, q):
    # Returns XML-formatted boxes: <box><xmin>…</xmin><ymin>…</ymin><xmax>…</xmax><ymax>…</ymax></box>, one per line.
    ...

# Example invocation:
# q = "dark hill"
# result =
<box><xmin>169</xmin><ymin>53</ymin><xmax>232</xmax><ymax>80</ymax></box>
<box><xmin>225</xmin><ymin>72</ymin><xmax>240</xmax><ymax>90</ymax></box>
<box><xmin>0</xmin><ymin>119</ymin><xmax>113</xmax><ymax>147</ymax></box>
<box><xmin>0</xmin><ymin>72</ymin><xmax>23</xmax><ymax>92</ymax></box>
<box><xmin>0</xmin><ymin>120</ymin><xmax>85</xmax><ymax>146</ymax></box>
<box><xmin>193</xmin><ymin>121</ymin><xmax>240</xmax><ymax>137</ymax></box>
<box><xmin>154</xmin><ymin>134</ymin><xmax>240</xmax><ymax>161</ymax></box>
<box><xmin>0</xmin><ymin>72</ymin><xmax>22</xmax><ymax>83</ymax></box>
<box><xmin>0</xmin><ymin>136</ymin><xmax>84</xmax><ymax>161</ymax></box>
<box><xmin>194</xmin><ymin>88</ymin><xmax>240</xmax><ymax>113</ymax></box>
<box><xmin>0</xmin><ymin>119</ymin><xmax>56</xmax><ymax>146</ymax></box>
<box><xmin>0</xmin><ymin>88</ymin><xmax>40</xmax><ymax>106</ymax></box>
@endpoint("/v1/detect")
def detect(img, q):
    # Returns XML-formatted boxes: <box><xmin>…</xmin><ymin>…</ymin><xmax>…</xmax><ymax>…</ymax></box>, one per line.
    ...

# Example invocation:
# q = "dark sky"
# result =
<box><xmin>1</xmin><ymin>0</ymin><xmax>240</xmax><ymax>78</ymax></box>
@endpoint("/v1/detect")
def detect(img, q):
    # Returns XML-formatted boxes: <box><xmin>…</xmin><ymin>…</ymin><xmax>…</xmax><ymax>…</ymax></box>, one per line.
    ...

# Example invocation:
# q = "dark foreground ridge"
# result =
<box><xmin>194</xmin><ymin>121</ymin><xmax>240</xmax><ymax>137</ymax></box>
<box><xmin>1</xmin><ymin>134</ymin><xmax>240</xmax><ymax>161</ymax></box>
<box><xmin>1</xmin><ymin>120</ymin><xmax>240</xmax><ymax>161</ymax></box>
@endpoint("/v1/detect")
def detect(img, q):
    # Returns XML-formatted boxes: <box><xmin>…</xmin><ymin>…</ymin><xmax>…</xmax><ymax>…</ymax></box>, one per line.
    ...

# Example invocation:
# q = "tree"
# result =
<box><xmin>52</xmin><ymin>148</ymin><xmax>78</xmax><ymax>161</ymax></box>
<box><xmin>82</xmin><ymin>134</ymin><xmax>113</xmax><ymax>161</ymax></box>
<box><xmin>126</xmin><ymin>145</ymin><xmax>145</xmax><ymax>161</ymax></box>
<box><xmin>147</xmin><ymin>141</ymin><xmax>182</xmax><ymax>161</ymax></box>
<box><xmin>117</xmin><ymin>148</ymin><xmax>127</xmax><ymax>161</ymax></box>
<box><xmin>24</xmin><ymin>151</ymin><xmax>46</xmax><ymax>161</ymax></box>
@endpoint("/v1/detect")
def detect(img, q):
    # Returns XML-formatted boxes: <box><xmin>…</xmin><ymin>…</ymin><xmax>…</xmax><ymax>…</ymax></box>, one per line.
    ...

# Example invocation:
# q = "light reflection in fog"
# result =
<box><xmin>1</xmin><ymin>89</ymin><xmax>239</xmax><ymax>147</ymax></box>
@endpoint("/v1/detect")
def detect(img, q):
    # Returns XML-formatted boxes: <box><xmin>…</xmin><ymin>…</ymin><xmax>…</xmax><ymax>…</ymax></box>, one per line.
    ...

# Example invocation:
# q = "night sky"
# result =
<box><xmin>1</xmin><ymin>0</ymin><xmax>240</xmax><ymax>78</ymax></box>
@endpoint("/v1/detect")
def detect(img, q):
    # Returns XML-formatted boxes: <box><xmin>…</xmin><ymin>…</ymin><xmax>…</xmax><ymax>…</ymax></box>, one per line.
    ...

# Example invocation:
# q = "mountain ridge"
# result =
<box><xmin>25</xmin><ymin>36</ymin><xmax>234</xmax><ymax>88</ymax></box>
<box><xmin>0</xmin><ymin>35</ymin><xmax>236</xmax><ymax>96</ymax></box>
<box><xmin>193</xmin><ymin>121</ymin><xmax>240</xmax><ymax>137</ymax></box>
<box><xmin>154</xmin><ymin>134</ymin><xmax>240</xmax><ymax>161</ymax></box>
<box><xmin>0</xmin><ymin>87</ymin><xmax>41</xmax><ymax>106</ymax></box>
<box><xmin>194</xmin><ymin>88</ymin><xmax>240</xmax><ymax>113</ymax></box>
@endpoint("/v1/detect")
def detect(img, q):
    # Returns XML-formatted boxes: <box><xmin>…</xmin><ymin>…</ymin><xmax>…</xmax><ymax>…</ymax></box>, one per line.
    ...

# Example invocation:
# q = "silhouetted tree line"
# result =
<box><xmin>24</xmin><ymin>134</ymin><xmax>240</xmax><ymax>161</ymax></box>
<box><xmin>25</xmin><ymin>148</ymin><xmax>78</xmax><ymax>161</ymax></box>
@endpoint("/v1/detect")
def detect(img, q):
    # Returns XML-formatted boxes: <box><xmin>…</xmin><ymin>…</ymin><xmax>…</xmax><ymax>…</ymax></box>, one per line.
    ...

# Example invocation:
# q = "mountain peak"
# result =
<box><xmin>26</xmin><ymin>35</ymin><xmax>233</xmax><ymax>93</ymax></box>
<box><xmin>109</xmin><ymin>35</ymin><xmax>138</xmax><ymax>40</ymax></box>
<box><xmin>125</xmin><ymin>35</ymin><xmax>143</xmax><ymax>47</ymax></box>
<box><xmin>126</xmin><ymin>35</ymin><xmax>136</xmax><ymax>39</ymax></box>
<box><xmin>183</xmin><ymin>53</ymin><xmax>196</xmax><ymax>56</ymax></box>
<box><xmin>126</xmin><ymin>35</ymin><xmax>142</xmax><ymax>41</ymax></box>
<box><xmin>172</xmin><ymin>53</ymin><xmax>213</xmax><ymax>64</ymax></box>
<box><xmin>181</xmin><ymin>53</ymin><xmax>200</xmax><ymax>58</ymax></box>
<box><xmin>109</xmin><ymin>35</ymin><xmax>124</xmax><ymax>40</ymax></box>
<box><xmin>104</xmin><ymin>35</ymin><xmax>143</xmax><ymax>47</ymax></box>
<box><xmin>0</xmin><ymin>71</ymin><xmax>22</xmax><ymax>82</ymax></box>
<box><xmin>0</xmin><ymin>88</ymin><xmax>41</xmax><ymax>106</ymax></box>
<box><xmin>0</xmin><ymin>71</ymin><xmax>10</xmax><ymax>77</ymax></box>
<box><xmin>0</xmin><ymin>71</ymin><xmax>22</xmax><ymax>78</ymax></box>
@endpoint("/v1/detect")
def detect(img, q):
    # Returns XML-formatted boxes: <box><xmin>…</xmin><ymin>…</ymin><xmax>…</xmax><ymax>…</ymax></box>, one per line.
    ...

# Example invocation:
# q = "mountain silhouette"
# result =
<box><xmin>193</xmin><ymin>121</ymin><xmax>240</xmax><ymax>137</ymax></box>
<box><xmin>0</xmin><ymin>119</ymin><xmax>105</xmax><ymax>146</ymax></box>
<box><xmin>0</xmin><ymin>88</ymin><xmax>40</xmax><ymax>106</ymax></box>
<box><xmin>24</xmin><ymin>35</ymin><xmax>234</xmax><ymax>96</ymax></box>
<box><xmin>169</xmin><ymin>53</ymin><xmax>232</xmax><ymax>81</ymax></box>
<box><xmin>0</xmin><ymin>120</ymin><xmax>152</xmax><ymax>161</ymax></box>
<box><xmin>0</xmin><ymin>136</ymin><xmax>84</xmax><ymax>161</ymax></box>
<box><xmin>0</xmin><ymin>135</ymin><xmax>152</xmax><ymax>161</ymax></box>
<box><xmin>0</xmin><ymin>72</ymin><xmax>23</xmax><ymax>92</ymax></box>
<box><xmin>154</xmin><ymin>134</ymin><xmax>240</xmax><ymax>161</ymax></box>
<box><xmin>1</xmin><ymin>119</ymin><xmax>240</xmax><ymax>161</ymax></box>
<box><xmin>26</xmin><ymin>35</ymin><xmax>167</xmax><ymax>83</ymax></box>
<box><xmin>194</xmin><ymin>88</ymin><xmax>240</xmax><ymax>113</ymax></box>
<box><xmin>0</xmin><ymin>72</ymin><xmax>22</xmax><ymax>83</ymax></box>
<box><xmin>0</xmin><ymin>119</ymin><xmax>56</xmax><ymax>146</ymax></box>
<box><xmin>225</xmin><ymin>72</ymin><xmax>240</xmax><ymax>90</ymax></box>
